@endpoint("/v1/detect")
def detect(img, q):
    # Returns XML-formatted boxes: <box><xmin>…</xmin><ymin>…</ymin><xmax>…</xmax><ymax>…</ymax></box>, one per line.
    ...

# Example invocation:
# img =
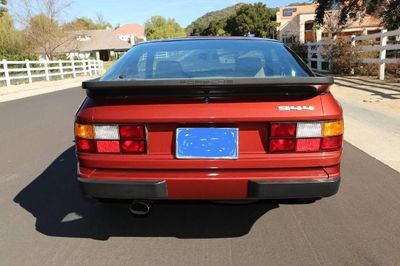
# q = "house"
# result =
<box><xmin>113</xmin><ymin>23</ymin><xmax>147</xmax><ymax>46</ymax></box>
<box><xmin>59</xmin><ymin>30</ymin><xmax>132</xmax><ymax>61</ymax></box>
<box><xmin>276</xmin><ymin>3</ymin><xmax>383</xmax><ymax>44</ymax></box>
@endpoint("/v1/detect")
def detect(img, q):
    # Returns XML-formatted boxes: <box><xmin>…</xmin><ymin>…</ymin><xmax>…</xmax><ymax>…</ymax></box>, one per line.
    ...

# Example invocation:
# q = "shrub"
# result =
<box><xmin>386</xmin><ymin>63</ymin><xmax>400</xmax><ymax>78</ymax></box>
<box><xmin>354</xmin><ymin>63</ymin><xmax>378</xmax><ymax>76</ymax></box>
<box><xmin>325</xmin><ymin>38</ymin><xmax>357</xmax><ymax>75</ymax></box>
<box><xmin>287</xmin><ymin>43</ymin><xmax>308</xmax><ymax>63</ymax></box>
<box><xmin>0</xmin><ymin>51</ymin><xmax>38</xmax><ymax>61</ymax></box>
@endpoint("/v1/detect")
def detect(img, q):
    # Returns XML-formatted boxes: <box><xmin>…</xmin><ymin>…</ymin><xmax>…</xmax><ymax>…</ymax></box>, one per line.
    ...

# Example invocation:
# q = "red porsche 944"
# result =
<box><xmin>75</xmin><ymin>38</ymin><xmax>343</xmax><ymax>215</ymax></box>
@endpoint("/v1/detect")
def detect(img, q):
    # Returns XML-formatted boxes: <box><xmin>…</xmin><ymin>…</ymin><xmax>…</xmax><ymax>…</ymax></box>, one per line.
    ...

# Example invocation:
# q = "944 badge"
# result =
<box><xmin>278</xmin><ymin>106</ymin><xmax>315</xmax><ymax>111</ymax></box>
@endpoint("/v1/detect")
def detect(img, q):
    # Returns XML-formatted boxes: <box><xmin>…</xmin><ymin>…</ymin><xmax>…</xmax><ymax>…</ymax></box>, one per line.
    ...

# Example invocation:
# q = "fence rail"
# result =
<box><xmin>0</xmin><ymin>59</ymin><xmax>104</xmax><ymax>87</ymax></box>
<box><xmin>307</xmin><ymin>28</ymin><xmax>400</xmax><ymax>80</ymax></box>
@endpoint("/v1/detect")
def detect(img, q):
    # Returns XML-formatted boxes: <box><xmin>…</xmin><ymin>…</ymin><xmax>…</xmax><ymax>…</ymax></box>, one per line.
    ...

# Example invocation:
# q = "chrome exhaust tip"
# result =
<box><xmin>129</xmin><ymin>200</ymin><xmax>153</xmax><ymax>216</ymax></box>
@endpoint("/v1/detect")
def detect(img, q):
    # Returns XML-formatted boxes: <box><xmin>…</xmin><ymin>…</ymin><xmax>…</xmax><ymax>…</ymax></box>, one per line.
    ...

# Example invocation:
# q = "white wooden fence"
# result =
<box><xmin>0</xmin><ymin>59</ymin><xmax>104</xmax><ymax>87</ymax></box>
<box><xmin>307</xmin><ymin>28</ymin><xmax>400</xmax><ymax>80</ymax></box>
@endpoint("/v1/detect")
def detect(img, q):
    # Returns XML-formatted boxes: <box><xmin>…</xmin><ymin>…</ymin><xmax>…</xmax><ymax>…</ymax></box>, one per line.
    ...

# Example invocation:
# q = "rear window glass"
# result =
<box><xmin>101</xmin><ymin>39</ymin><xmax>311</xmax><ymax>81</ymax></box>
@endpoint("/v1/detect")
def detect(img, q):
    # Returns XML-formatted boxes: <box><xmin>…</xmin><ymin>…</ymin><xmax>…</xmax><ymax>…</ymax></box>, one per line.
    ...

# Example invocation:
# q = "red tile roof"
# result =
<box><xmin>113</xmin><ymin>23</ymin><xmax>145</xmax><ymax>37</ymax></box>
<box><xmin>346</xmin><ymin>15</ymin><xmax>382</xmax><ymax>29</ymax></box>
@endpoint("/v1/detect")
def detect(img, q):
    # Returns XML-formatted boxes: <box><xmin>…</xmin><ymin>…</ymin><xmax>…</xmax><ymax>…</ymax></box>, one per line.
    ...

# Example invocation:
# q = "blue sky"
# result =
<box><xmin>66</xmin><ymin>0</ymin><xmax>311</xmax><ymax>27</ymax></box>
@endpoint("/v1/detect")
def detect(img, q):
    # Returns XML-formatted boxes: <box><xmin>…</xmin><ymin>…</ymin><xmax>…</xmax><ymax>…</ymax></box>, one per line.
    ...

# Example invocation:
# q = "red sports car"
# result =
<box><xmin>75</xmin><ymin>38</ymin><xmax>343</xmax><ymax>215</ymax></box>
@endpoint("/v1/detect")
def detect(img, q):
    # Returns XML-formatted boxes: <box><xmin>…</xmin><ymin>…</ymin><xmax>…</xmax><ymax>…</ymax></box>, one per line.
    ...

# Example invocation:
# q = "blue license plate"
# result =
<box><xmin>176</xmin><ymin>128</ymin><xmax>238</xmax><ymax>159</ymax></box>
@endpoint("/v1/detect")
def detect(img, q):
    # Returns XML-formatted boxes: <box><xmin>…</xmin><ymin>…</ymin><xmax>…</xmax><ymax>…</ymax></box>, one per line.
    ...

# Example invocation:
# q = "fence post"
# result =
<box><xmin>88</xmin><ymin>60</ymin><xmax>93</xmax><ymax>76</ymax></box>
<box><xmin>72</xmin><ymin>59</ymin><xmax>76</xmax><ymax>78</ymax></box>
<box><xmin>307</xmin><ymin>43</ymin><xmax>312</xmax><ymax>68</ymax></box>
<box><xmin>58</xmin><ymin>60</ymin><xmax>64</xmax><ymax>79</ymax></box>
<box><xmin>350</xmin><ymin>35</ymin><xmax>356</xmax><ymax>47</ymax></box>
<box><xmin>379</xmin><ymin>29</ymin><xmax>388</xmax><ymax>80</ymax></box>
<box><xmin>350</xmin><ymin>35</ymin><xmax>356</xmax><ymax>75</ymax></box>
<box><xmin>2</xmin><ymin>59</ymin><xmax>11</xmax><ymax>86</ymax></box>
<box><xmin>26</xmin><ymin>59</ymin><xmax>32</xmax><ymax>83</ymax></box>
<box><xmin>83</xmin><ymin>60</ymin><xmax>88</xmax><ymax>76</ymax></box>
<box><xmin>316</xmin><ymin>43</ymin><xmax>322</xmax><ymax>72</ymax></box>
<box><xmin>44</xmin><ymin>61</ymin><xmax>50</xmax><ymax>81</ymax></box>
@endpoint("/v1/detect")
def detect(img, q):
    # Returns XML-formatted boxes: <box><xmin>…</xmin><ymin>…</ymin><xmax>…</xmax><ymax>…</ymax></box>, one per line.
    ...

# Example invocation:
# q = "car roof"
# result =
<box><xmin>136</xmin><ymin>37</ymin><xmax>281</xmax><ymax>46</ymax></box>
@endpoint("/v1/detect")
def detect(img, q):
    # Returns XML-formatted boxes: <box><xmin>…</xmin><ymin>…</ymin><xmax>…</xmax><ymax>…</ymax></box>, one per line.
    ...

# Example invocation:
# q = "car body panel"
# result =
<box><xmin>75</xmin><ymin>38</ymin><xmax>343</xmax><ymax>200</ymax></box>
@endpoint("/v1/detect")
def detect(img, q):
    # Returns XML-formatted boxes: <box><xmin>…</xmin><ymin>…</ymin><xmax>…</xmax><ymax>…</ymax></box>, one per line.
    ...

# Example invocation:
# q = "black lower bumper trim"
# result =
<box><xmin>78</xmin><ymin>178</ymin><xmax>167</xmax><ymax>199</ymax></box>
<box><xmin>79</xmin><ymin>177</ymin><xmax>340</xmax><ymax>200</ymax></box>
<box><xmin>248</xmin><ymin>177</ymin><xmax>340</xmax><ymax>199</ymax></box>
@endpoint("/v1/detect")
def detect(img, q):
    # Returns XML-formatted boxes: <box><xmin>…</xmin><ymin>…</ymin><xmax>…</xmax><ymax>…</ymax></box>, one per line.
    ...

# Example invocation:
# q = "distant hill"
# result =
<box><xmin>288</xmin><ymin>2</ymin><xmax>312</xmax><ymax>6</ymax></box>
<box><xmin>186</xmin><ymin>3</ymin><xmax>244</xmax><ymax>36</ymax></box>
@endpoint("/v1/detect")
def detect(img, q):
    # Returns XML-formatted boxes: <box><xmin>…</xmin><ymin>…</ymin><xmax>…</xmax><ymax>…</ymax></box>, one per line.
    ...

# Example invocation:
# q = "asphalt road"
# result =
<box><xmin>1</xmin><ymin>88</ymin><xmax>400</xmax><ymax>266</ymax></box>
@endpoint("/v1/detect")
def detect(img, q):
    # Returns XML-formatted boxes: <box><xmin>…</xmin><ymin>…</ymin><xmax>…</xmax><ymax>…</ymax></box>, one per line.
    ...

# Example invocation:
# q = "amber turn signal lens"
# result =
<box><xmin>75</xmin><ymin>123</ymin><xmax>94</xmax><ymax>139</ymax></box>
<box><xmin>323</xmin><ymin>120</ymin><xmax>344</xmax><ymax>137</ymax></box>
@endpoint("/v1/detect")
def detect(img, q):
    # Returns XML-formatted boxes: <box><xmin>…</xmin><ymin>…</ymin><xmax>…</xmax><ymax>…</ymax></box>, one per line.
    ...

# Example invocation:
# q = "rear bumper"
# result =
<box><xmin>247</xmin><ymin>178</ymin><xmax>340</xmax><ymax>199</ymax></box>
<box><xmin>78</xmin><ymin>176</ymin><xmax>340</xmax><ymax>200</ymax></box>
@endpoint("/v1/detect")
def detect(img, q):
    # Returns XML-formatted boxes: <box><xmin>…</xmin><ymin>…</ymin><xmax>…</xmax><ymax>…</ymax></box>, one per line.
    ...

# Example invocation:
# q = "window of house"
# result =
<box><xmin>305</xmin><ymin>22</ymin><xmax>314</xmax><ymax>31</ymax></box>
<box><xmin>283</xmin><ymin>8</ymin><xmax>297</xmax><ymax>17</ymax></box>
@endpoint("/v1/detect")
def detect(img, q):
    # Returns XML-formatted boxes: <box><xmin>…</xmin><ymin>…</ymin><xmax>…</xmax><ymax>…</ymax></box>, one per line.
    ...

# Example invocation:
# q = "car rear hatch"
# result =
<box><xmin>76</xmin><ymin>77</ymin><xmax>342</xmax><ymax>171</ymax></box>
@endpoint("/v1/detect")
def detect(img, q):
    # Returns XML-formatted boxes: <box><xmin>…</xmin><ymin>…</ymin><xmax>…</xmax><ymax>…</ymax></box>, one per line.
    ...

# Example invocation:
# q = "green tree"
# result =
<box><xmin>186</xmin><ymin>3</ymin><xmax>243</xmax><ymax>36</ymax></box>
<box><xmin>204</xmin><ymin>20</ymin><xmax>228</xmax><ymax>36</ymax></box>
<box><xmin>0</xmin><ymin>13</ymin><xmax>20</xmax><ymax>53</ymax></box>
<box><xmin>26</xmin><ymin>14</ymin><xmax>76</xmax><ymax>59</ymax></box>
<box><xmin>144</xmin><ymin>16</ymin><xmax>186</xmax><ymax>40</ymax></box>
<box><xmin>225</xmin><ymin>3</ymin><xmax>278</xmax><ymax>38</ymax></box>
<box><xmin>0</xmin><ymin>13</ymin><xmax>36</xmax><ymax>59</ymax></box>
<box><xmin>314</xmin><ymin>0</ymin><xmax>400</xmax><ymax>30</ymax></box>
<box><xmin>0</xmin><ymin>0</ymin><xmax>6</xmax><ymax>17</ymax></box>
<box><xmin>64</xmin><ymin>17</ymin><xmax>112</xmax><ymax>30</ymax></box>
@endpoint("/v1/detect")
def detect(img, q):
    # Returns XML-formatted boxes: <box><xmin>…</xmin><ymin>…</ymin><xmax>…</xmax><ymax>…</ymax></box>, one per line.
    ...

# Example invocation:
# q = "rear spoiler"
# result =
<box><xmin>82</xmin><ymin>77</ymin><xmax>334</xmax><ymax>98</ymax></box>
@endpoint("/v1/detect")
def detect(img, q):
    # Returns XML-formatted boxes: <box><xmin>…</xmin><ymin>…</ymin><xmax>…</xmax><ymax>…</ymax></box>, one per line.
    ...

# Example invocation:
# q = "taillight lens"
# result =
<box><xmin>94</xmin><ymin>125</ymin><xmax>120</xmax><ymax>140</ymax></box>
<box><xmin>321</xmin><ymin>135</ymin><xmax>343</xmax><ymax>151</ymax></box>
<box><xmin>270</xmin><ymin>120</ymin><xmax>343</xmax><ymax>153</ymax></box>
<box><xmin>75</xmin><ymin>123</ymin><xmax>146</xmax><ymax>154</ymax></box>
<box><xmin>270</xmin><ymin>123</ymin><xmax>296</xmax><ymax>137</ymax></box>
<box><xmin>121</xmin><ymin>140</ymin><xmax>146</xmax><ymax>153</ymax></box>
<box><xmin>119</xmin><ymin>125</ymin><xmax>145</xmax><ymax>139</ymax></box>
<box><xmin>296</xmin><ymin>138</ymin><xmax>321</xmax><ymax>152</ymax></box>
<box><xmin>323</xmin><ymin>120</ymin><xmax>344</xmax><ymax>137</ymax></box>
<box><xmin>296</xmin><ymin>122</ymin><xmax>322</xmax><ymax>138</ymax></box>
<box><xmin>76</xmin><ymin>139</ymin><xmax>96</xmax><ymax>152</ymax></box>
<box><xmin>270</xmin><ymin>139</ymin><xmax>296</xmax><ymax>152</ymax></box>
<box><xmin>75</xmin><ymin>123</ymin><xmax>94</xmax><ymax>139</ymax></box>
<box><xmin>96</xmin><ymin>140</ymin><xmax>120</xmax><ymax>153</ymax></box>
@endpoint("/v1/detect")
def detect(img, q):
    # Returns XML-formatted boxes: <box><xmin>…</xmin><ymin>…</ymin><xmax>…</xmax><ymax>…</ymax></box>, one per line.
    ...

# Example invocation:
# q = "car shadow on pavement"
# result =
<box><xmin>14</xmin><ymin>146</ymin><xmax>279</xmax><ymax>240</ymax></box>
<box><xmin>335</xmin><ymin>81</ymin><xmax>400</xmax><ymax>100</ymax></box>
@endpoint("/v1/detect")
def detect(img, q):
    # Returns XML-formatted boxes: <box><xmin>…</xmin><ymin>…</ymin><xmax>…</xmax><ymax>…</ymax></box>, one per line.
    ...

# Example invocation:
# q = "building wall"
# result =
<box><xmin>277</xmin><ymin>4</ymin><xmax>384</xmax><ymax>44</ymax></box>
<box><xmin>277</xmin><ymin>4</ymin><xmax>318</xmax><ymax>44</ymax></box>
<box><xmin>66</xmin><ymin>52</ymin><xmax>92</xmax><ymax>60</ymax></box>
<box><xmin>116</xmin><ymin>34</ymin><xmax>147</xmax><ymax>46</ymax></box>
<box><xmin>277</xmin><ymin>4</ymin><xmax>317</xmax><ymax>26</ymax></box>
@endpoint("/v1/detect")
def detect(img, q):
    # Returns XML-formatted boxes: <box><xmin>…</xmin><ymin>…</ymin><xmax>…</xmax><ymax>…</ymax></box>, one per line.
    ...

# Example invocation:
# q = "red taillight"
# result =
<box><xmin>75</xmin><ymin>124</ymin><xmax>146</xmax><ymax>154</ymax></box>
<box><xmin>96</xmin><ymin>140</ymin><xmax>120</xmax><ymax>153</ymax></box>
<box><xmin>270</xmin><ymin>123</ymin><xmax>296</xmax><ymax>137</ymax></box>
<box><xmin>269</xmin><ymin>139</ymin><xmax>296</xmax><ymax>152</ymax></box>
<box><xmin>296</xmin><ymin>138</ymin><xmax>321</xmax><ymax>152</ymax></box>
<box><xmin>119</xmin><ymin>125</ymin><xmax>145</xmax><ymax>139</ymax></box>
<box><xmin>269</xmin><ymin>121</ymin><xmax>343</xmax><ymax>153</ymax></box>
<box><xmin>76</xmin><ymin>139</ymin><xmax>95</xmax><ymax>152</ymax></box>
<box><xmin>121</xmin><ymin>140</ymin><xmax>146</xmax><ymax>153</ymax></box>
<box><xmin>321</xmin><ymin>135</ymin><xmax>343</xmax><ymax>151</ymax></box>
